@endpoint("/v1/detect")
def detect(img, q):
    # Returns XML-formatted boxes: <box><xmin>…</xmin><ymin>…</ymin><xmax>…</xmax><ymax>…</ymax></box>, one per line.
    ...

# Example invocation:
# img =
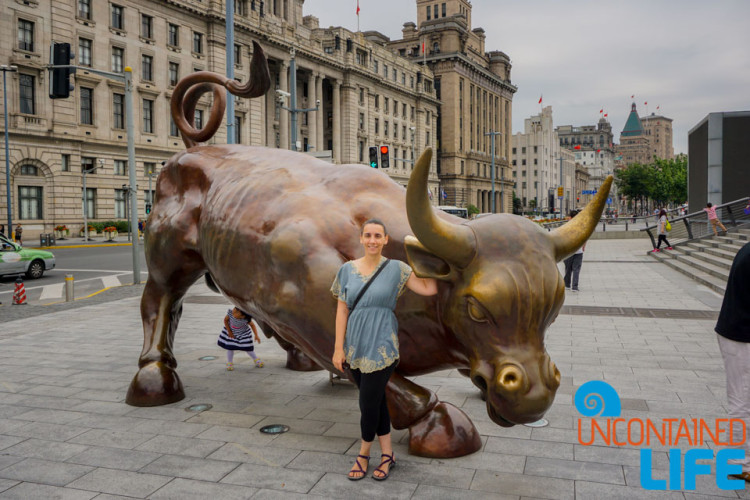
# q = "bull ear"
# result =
<box><xmin>404</xmin><ymin>235</ymin><xmax>453</xmax><ymax>280</ymax></box>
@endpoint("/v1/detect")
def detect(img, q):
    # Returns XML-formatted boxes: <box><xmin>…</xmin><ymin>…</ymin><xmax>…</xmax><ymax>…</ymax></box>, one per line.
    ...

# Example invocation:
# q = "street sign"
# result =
<box><xmin>557</xmin><ymin>186</ymin><xmax>563</xmax><ymax>197</ymax></box>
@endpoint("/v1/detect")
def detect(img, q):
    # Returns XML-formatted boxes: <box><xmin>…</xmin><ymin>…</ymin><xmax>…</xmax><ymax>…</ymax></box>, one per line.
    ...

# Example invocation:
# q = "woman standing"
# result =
<box><xmin>331</xmin><ymin>219</ymin><xmax>437</xmax><ymax>481</ymax></box>
<box><xmin>653</xmin><ymin>209</ymin><xmax>673</xmax><ymax>252</ymax></box>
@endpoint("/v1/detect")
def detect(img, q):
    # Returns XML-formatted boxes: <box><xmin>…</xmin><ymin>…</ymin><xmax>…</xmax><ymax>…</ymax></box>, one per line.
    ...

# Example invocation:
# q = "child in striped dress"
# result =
<box><xmin>218</xmin><ymin>307</ymin><xmax>264</xmax><ymax>370</ymax></box>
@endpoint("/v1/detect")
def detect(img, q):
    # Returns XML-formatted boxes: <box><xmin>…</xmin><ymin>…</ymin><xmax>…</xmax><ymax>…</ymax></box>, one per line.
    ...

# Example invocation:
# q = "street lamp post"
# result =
<box><xmin>279</xmin><ymin>47</ymin><xmax>319</xmax><ymax>151</ymax></box>
<box><xmin>484</xmin><ymin>130</ymin><xmax>503</xmax><ymax>213</ymax></box>
<box><xmin>1</xmin><ymin>65</ymin><xmax>18</xmax><ymax>237</ymax></box>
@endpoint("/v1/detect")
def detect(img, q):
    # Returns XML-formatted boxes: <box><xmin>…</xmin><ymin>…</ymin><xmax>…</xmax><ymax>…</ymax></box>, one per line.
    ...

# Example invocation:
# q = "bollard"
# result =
<box><xmin>65</xmin><ymin>274</ymin><xmax>75</xmax><ymax>302</ymax></box>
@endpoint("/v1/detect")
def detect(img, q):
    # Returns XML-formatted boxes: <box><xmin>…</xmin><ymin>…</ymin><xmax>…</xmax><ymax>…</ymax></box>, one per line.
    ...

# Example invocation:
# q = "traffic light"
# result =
<box><xmin>368</xmin><ymin>146</ymin><xmax>379</xmax><ymax>168</ymax></box>
<box><xmin>49</xmin><ymin>42</ymin><xmax>75</xmax><ymax>99</ymax></box>
<box><xmin>145</xmin><ymin>203</ymin><xmax>152</xmax><ymax>215</ymax></box>
<box><xmin>380</xmin><ymin>145</ymin><xmax>390</xmax><ymax>169</ymax></box>
<box><xmin>577</xmin><ymin>197</ymin><xmax>580</xmax><ymax>203</ymax></box>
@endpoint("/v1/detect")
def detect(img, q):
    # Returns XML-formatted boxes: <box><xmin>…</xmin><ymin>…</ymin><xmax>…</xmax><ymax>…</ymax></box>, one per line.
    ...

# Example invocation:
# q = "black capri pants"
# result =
<box><xmin>350</xmin><ymin>362</ymin><xmax>397</xmax><ymax>442</ymax></box>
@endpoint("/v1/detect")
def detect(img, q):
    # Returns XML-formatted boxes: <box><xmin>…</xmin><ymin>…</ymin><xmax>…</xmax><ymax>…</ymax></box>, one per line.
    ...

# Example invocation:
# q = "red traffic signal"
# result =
<box><xmin>379</xmin><ymin>145</ymin><xmax>390</xmax><ymax>168</ymax></box>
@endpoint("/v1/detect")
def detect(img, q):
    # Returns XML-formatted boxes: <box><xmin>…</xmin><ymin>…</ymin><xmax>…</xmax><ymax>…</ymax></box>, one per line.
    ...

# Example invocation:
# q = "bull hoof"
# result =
<box><xmin>125</xmin><ymin>362</ymin><xmax>185</xmax><ymax>407</ymax></box>
<box><xmin>285</xmin><ymin>347</ymin><xmax>323</xmax><ymax>372</ymax></box>
<box><xmin>408</xmin><ymin>401</ymin><xmax>482</xmax><ymax>458</ymax></box>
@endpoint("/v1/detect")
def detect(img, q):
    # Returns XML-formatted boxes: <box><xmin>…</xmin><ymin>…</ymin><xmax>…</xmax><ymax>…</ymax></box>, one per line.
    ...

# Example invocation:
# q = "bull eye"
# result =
<box><xmin>467</xmin><ymin>298</ymin><xmax>488</xmax><ymax>323</ymax></box>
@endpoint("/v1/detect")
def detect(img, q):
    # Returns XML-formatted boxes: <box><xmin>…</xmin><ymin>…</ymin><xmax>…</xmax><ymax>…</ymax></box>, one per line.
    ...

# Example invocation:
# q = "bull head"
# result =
<box><xmin>405</xmin><ymin>148</ymin><xmax>612</xmax><ymax>426</ymax></box>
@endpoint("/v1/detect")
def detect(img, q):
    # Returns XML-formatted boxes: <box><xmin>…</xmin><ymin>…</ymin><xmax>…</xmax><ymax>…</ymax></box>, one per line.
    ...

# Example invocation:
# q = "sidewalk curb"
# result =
<box><xmin>30</xmin><ymin>242</ymin><xmax>135</xmax><ymax>250</ymax></box>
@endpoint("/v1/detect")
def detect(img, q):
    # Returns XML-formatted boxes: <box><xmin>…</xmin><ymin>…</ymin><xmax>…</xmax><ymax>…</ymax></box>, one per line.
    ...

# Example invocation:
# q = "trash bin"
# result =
<box><xmin>40</xmin><ymin>233</ymin><xmax>48</xmax><ymax>247</ymax></box>
<box><xmin>47</xmin><ymin>233</ymin><xmax>56</xmax><ymax>246</ymax></box>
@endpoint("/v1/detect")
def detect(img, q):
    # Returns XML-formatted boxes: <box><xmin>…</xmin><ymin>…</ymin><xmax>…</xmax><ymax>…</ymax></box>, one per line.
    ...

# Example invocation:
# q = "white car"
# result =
<box><xmin>0</xmin><ymin>234</ymin><xmax>56</xmax><ymax>279</ymax></box>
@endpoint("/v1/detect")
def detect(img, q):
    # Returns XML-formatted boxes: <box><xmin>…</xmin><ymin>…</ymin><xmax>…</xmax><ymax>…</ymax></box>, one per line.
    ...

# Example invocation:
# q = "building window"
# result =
<box><xmin>393</xmin><ymin>123</ymin><xmax>397</xmax><ymax>139</ymax></box>
<box><xmin>62</xmin><ymin>154</ymin><xmax>70</xmax><ymax>172</ymax></box>
<box><xmin>169</xmin><ymin>62</ymin><xmax>179</xmax><ymax>86</ymax></box>
<box><xmin>383</xmin><ymin>63</ymin><xmax>388</xmax><ymax>78</ymax></box>
<box><xmin>143</xmin><ymin>99</ymin><xmax>154</xmax><ymax>133</ymax></box>
<box><xmin>114</xmin><ymin>189</ymin><xmax>127</xmax><ymax>218</ymax></box>
<box><xmin>79</xmin><ymin>38</ymin><xmax>92</xmax><ymax>67</ymax></box>
<box><xmin>194</xmin><ymin>109</ymin><xmax>203</xmax><ymax>129</ymax></box>
<box><xmin>434</xmin><ymin>5</ymin><xmax>438</xmax><ymax>18</ymax></box>
<box><xmin>234</xmin><ymin>44</ymin><xmax>242</xmax><ymax>66</ymax></box>
<box><xmin>235</xmin><ymin>0</ymin><xmax>248</xmax><ymax>15</ymax></box>
<box><xmin>522</xmin><ymin>147</ymin><xmax>526</xmax><ymax>154</ymax></box>
<box><xmin>401</xmin><ymin>72</ymin><xmax>406</xmax><ymax>85</ymax></box>
<box><xmin>168</xmin><ymin>24</ymin><xmax>179</xmax><ymax>47</ymax></box>
<box><xmin>85</xmin><ymin>188</ymin><xmax>97</xmax><ymax>219</ymax></box>
<box><xmin>410</xmin><ymin>76</ymin><xmax>414</xmax><ymax>88</ymax></box>
<box><xmin>19</xmin><ymin>186</ymin><xmax>43</xmax><ymax>220</ymax></box>
<box><xmin>170</xmin><ymin>116</ymin><xmax>179</xmax><ymax>137</ymax></box>
<box><xmin>111</xmin><ymin>4</ymin><xmax>124</xmax><ymax>30</ymax></box>
<box><xmin>78</xmin><ymin>0</ymin><xmax>92</xmax><ymax>19</ymax></box>
<box><xmin>82</xmin><ymin>157</ymin><xmax>95</xmax><ymax>173</ymax></box>
<box><xmin>112</xmin><ymin>46</ymin><xmax>124</xmax><ymax>72</ymax></box>
<box><xmin>18</xmin><ymin>19</ymin><xmax>34</xmax><ymax>52</ymax></box>
<box><xmin>235</xmin><ymin>114</ymin><xmax>242</xmax><ymax>144</ymax></box>
<box><xmin>374</xmin><ymin>118</ymin><xmax>379</xmax><ymax>134</ymax></box>
<box><xmin>373</xmin><ymin>60</ymin><xmax>378</xmax><ymax>73</ymax></box>
<box><xmin>384</xmin><ymin>98</ymin><xmax>389</xmax><ymax>114</ymax></box>
<box><xmin>193</xmin><ymin>32</ymin><xmax>203</xmax><ymax>54</ymax></box>
<box><xmin>442</xmin><ymin>2</ymin><xmax>446</xmax><ymax>16</ymax></box>
<box><xmin>402</xmin><ymin>103</ymin><xmax>407</xmax><ymax>118</ymax></box>
<box><xmin>141</xmin><ymin>14</ymin><xmax>153</xmax><ymax>39</ymax></box>
<box><xmin>374</xmin><ymin>95</ymin><xmax>379</xmax><ymax>109</ymax></box>
<box><xmin>114</xmin><ymin>159</ymin><xmax>127</xmax><ymax>175</ymax></box>
<box><xmin>113</xmin><ymin>93</ymin><xmax>124</xmax><ymax>129</ymax></box>
<box><xmin>392</xmin><ymin>69</ymin><xmax>397</xmax><ymax>81</ymax></box>
<box><xmin>359</xmin><ymin>113</ymin><xmax>365</xmax><ymax>130</ymax></box>
<box><xmin>19</xmin><ymin>75</ymin><xmax>35</xmax><ymax>115</ymax></box>
<box><xmin>20</xmin><ymin>164</ymin><xmax>38</xmax><ymax>176</ymax></box>
<box><xmin>384</xmin><ymin>121</ymin><xmax>389</xmax><ymax>136</ymax></box>
<box><xmin>426</xmin><ymin>5</ymin><xmax>430</xmax><ymax>20</ymax></box>
<box><xmin>142</xmin><ymin>55</ymin><xmax>153</xmax><ymax>81</ymax></box>
<box><xmin>80</xmin><ymin>87</ymin><xmax>93</xmax><ymax>125</ymax></box>
<box><xmin>394</xmin><ymin>100</ymin><xmax>398</xmax><ymax>117</ymax></box>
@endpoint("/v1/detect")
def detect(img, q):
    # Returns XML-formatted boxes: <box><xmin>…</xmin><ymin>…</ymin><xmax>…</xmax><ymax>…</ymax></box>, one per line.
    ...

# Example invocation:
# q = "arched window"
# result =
<box><xmin>19</xmin><ymin>164</ymin><xmax>38</xmax><ymax>176</ymax></box>
<box><xmin>432</xmin><ymin>42</ymin><xmax>440</xmax><ymax>54</ymax></box>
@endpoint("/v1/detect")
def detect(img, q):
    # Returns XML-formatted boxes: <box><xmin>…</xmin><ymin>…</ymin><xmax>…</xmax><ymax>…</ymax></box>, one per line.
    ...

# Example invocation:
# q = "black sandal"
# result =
<box><xmin>347</xmin><ymin>454</ymin><xmax>369</xmax><ymax>481</ymax></box>
<box><xmin>372</xmin><ymin>452</ymin><xmax>396</xmax><ymax>481</ymax></box>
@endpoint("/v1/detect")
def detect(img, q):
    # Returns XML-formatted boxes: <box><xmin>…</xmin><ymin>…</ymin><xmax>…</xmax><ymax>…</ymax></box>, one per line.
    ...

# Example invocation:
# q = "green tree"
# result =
<box><xmin>512</xmin><ymin>191</ymin><xmax>523</xmax><ymax>214</ymax></box>
<box><xmin>467</xmin><ymin>204</ymin><xmax>480</xmax><ymax>217</ymax></box>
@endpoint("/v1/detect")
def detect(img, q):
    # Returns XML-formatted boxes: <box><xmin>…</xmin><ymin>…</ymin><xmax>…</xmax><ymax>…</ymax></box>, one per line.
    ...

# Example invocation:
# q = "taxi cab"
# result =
<box><xmin>0</xmin><ymin>234</ymin><xmax>56</xmax><ymax>279</ymax></box>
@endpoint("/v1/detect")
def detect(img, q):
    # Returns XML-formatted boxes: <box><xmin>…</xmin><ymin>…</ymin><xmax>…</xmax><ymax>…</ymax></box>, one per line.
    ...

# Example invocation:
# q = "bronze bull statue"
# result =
<box><xmin>126</xmin><ymin>42</ymin><xmax>612</xmax><ymax>458</ymax></box>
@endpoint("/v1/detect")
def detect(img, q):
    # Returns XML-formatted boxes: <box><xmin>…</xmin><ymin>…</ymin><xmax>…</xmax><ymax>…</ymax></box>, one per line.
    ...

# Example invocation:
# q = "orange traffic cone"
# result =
<box><xmin>13</xmin><ymin>278</ymin><xmax>27</xmax><ymax>305</ymax></box>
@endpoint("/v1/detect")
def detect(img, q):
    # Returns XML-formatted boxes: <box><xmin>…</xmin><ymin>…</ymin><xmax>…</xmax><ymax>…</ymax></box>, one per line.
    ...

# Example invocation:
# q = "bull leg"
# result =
<box><xmin>386</xmin><ymin>372</ymin><xmax>481</xmax><ymax>458</ymax></box>
<box><xmin>261</xmin><ymin>324</ymin><xmax>323</xmax><ymax>372</ymax></box>
<box><xmin>126</xmin><ymin>264</ymin><xmax>203</xmax><ymax>407</ymax></box>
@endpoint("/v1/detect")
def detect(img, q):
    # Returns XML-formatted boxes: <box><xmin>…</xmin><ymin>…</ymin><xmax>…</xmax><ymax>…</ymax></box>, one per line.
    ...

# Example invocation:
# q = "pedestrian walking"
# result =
<box><xmin>217</xmin><ymin>307</ymin><xmax>263</xmax><ymax>371</ymax></box>
<box><xmin>14</xmin><ymin>224</ymin><xmax>23</xmax><ymax>245</ymax></box>
<box><xmin>704</xmin><ymin>203</ymin><xmax>727</xmax><ymax>236</ymax></box>
<box><xmin>652</xmin><ymin>209</ymin><xmax>673</xmax><ymax>252</ymax></box>
<box><xmin>716</xmin><ymin>242</ymin><xmax>750</xmax><ymax>483</ymax></box>
<box><xmin>331</xmin><ymin>218</ymin><xmax>437</xmax><ymax>481</ymax></box>
<box><xmin>564</xmin><ymin>210</ymin><xmax>585</xmax><ymax>291</ymax></box>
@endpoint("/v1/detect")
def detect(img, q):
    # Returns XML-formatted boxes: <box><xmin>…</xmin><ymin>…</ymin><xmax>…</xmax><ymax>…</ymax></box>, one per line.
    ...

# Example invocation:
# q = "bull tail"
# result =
<box><xmin>170</xmin><ymin>41</ymin><xmax>271</xmax><ymax>148</ymax></box>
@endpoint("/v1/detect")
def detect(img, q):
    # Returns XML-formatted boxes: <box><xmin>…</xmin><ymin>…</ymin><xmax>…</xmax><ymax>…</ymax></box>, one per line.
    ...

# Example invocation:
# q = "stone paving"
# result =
<box><xmin>0</xmin><ymin>239</ymin><xmax>746</xmax><ymax>499</ymax></box>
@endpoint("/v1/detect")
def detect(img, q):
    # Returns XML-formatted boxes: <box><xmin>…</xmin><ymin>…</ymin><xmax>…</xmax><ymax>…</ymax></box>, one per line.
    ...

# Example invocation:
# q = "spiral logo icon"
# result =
<box><xmin>574</xmin><ymin>380</ymin><xmax>621</xmax><ymax>417</ymax></box>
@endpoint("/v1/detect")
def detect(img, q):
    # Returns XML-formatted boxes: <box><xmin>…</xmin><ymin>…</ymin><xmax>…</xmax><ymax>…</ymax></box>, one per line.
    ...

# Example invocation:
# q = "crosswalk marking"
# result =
<box><xmin>39</xmin><ymin>282</ymin><xmax>64</xmax><ymax>300</ymax></box>
<box><xmin>101</xmin><ymin>275</ymin><xmax>122</xmax><ymax>289</ymax></box>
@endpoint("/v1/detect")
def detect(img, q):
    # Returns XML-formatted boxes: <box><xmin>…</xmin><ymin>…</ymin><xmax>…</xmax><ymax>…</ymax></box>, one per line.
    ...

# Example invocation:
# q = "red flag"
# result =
<box><xmin>631</xmin><ymin>95</ymin><xmax>634</xmax><ymax>99</ymax></box>
<box><xmin>656</xmin><ymin>105</ymin><xmax>660</xmax><ymax>110</ymax></box>
<box><xmin>596</xmin><ymin>149</ymin><xmax>601</xmax><ymax>153</ymax></box>
<box><xmin>538</xmin><ymin>95</ymin><xmax>543</xmax><ymax>104</ymax></box>
<box><xmin>599</xmin><ymin>109</ymin><xmax>603</xmax><ymax>114</ymax></box>
<box><xmin>574</xmin><ymin>145</ymin><xmax>581</xmax><ymax>150</ymax></box>
<box><xmin>356</xmin><ymin>0</ymin><xmax>360</xmax><ymax>15</ymax></box>
<box><xmin>604</xmin><ymin>113</ymin><xmax>608</xmax><ymax>117</ymax></box>
<box><xmin>421</xmin><ymin>41</ymin><xmax>425</xmax><ymax>54</ymax></box>
<box><xmin>644</xmin><ymin>101</ymin><xmax>648</xmax><ymax>106</ymax></box>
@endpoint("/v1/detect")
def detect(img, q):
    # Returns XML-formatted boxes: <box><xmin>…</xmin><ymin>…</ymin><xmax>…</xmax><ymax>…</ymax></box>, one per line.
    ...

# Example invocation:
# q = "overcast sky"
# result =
<box><xmin>304</xmin><ymin>0</ymin><xmax>750</xmax><ymax>155</ymax></box>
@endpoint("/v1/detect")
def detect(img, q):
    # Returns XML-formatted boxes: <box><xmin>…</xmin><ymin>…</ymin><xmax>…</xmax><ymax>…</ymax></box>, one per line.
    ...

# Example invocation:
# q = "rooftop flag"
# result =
<box><xmin>644</xmin><ymin>101</ymin><xmax>648</xmax><ymax>106</ymax></box>
<box><xmin>600</xmin><ymin>108</ymin><xmax>603</xmax><ymax>114</ymax></box>
<box><xmin>631</xmin><ymin>95</ymin><xmax>634</xmax><ymax>99</ymax></box>
<box><xmin>538</xmin><ymin>95</ymin><xmax>543</xmax><ymax>104</ymax></box>
<box><xmin>574</xmin><ymin>145</ymin><xmax>581</xmax><ymax>150</ymax></box>
<box><xmin>604</xmin><ymin>113</ymin><xmax>608</xmax><ymax>117</ymax></box>
<box><xmin>356</xmin><ymin>0</ymin><xmax>360</xmax><ymax>15</ymax></box>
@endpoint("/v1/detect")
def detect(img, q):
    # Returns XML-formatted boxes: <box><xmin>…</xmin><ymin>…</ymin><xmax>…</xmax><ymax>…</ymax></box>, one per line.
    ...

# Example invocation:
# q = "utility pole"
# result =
<box><xmin>278</xmin><ymin>47</ymin><xmax>319</xmax><ymax>151</ymax></box>
<box><xmin>1</xmin><ymin>65</ymin><xmax>17</xmax><ymax>236</ymax></box>
<box><xmin>484</xmin><ymin>130</ymin><xmax>503</xmax><ymax>213</ymax></box>
<box><xmin>82</xmin><ymin>159</ymin><xmax>106</xmax><ymax>241</ymax></box>
<box><xmin>226</xmin><ymin>0</ymin><xmax>235</xmax><ymax>144</ymax></box>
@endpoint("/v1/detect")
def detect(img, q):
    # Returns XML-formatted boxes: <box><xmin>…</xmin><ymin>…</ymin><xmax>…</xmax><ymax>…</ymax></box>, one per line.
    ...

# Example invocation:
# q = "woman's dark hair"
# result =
<box><xmin>361</xmin><ymin>218</ymin><xmax>388</xmax><ymax>236</ymax></box>
<box><xmin>707</xmin><ymin>202</ymin><xmax>713</xmax><ymax>208</ymax></box>
<box><xmin>659</xmin><ymin>209</ymin><xmax>667</xmax><ymax>218</ymax></box>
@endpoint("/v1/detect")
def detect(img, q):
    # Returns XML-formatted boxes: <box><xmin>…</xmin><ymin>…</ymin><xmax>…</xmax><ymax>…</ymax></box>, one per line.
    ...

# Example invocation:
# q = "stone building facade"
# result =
<box><xmin>641</xmin><ymin>112</ymin><xmax>674</xmax><ymax>161</ymax></box>
<box><xmin>0</xmin><ymin>0</ymin><xmax>440</xmax><ymax>237</ymax></box>
<box><xmin>388</xmin><ymin>0</ymin><xmax>515</xmax><ymax>213</ymax></box>
<box><xmin>511</xmin><ymin>106</ymin><xmax>575</xmax><ymax>215</ymax></box>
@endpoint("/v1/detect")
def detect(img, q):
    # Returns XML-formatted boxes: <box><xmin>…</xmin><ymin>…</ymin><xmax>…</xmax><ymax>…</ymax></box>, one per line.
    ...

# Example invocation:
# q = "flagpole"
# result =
<box><xmin>356</xmin><ymin>0</ymin><xmax>360</xmax><ymax>32</ymax></box>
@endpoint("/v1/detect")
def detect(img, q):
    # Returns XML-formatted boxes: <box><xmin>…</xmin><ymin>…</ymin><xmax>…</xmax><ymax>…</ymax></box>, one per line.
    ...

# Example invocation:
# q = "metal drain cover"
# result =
<box><xmin>523</xmin><ymin>418</ymin><xmax>549</xmax><ymax>428</ymax></box>
<box><xmin>186</xmin><ymin>404</ymin><xmax>213</xmax><ymax>412</ymax></box>
<box><xmin>199</xmin><ymin>356</ymin><xmax>217</xmax><ymax>361</ymax></box>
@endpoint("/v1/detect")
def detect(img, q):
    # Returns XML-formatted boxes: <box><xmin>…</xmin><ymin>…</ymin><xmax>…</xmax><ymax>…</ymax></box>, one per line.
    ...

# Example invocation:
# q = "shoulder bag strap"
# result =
<box><xmin>349</xmin><ymin>259</ymin><xmax>390</xmax><ymax>313</ymax></box>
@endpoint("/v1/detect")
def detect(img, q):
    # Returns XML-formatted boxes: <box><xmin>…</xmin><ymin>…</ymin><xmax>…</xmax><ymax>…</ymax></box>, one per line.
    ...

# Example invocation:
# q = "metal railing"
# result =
<box><xmin>640</xmin><ymin>197</ymin><xmax>750</xmax><ymax>248</ymax></box>
<box><xmin>539</xmin><ymin>206</ymin><xmax>687</xmax><ymax>233</ymax></box>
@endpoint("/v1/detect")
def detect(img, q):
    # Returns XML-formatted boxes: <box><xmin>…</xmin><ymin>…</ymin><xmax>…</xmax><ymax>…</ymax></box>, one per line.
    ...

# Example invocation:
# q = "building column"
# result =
<box><xmin>279</xmin><ymin>60</ymin><xmax>290</xmax><ymax>150</ymax></box>
<box><xmin>317</xmin><ymin>74</ymin><xmax>325</xmax><ymax>150</ymax></box>
<box><xmin>307</xmin><ymin>73</ymin><xmax>317</xmax><ymax>152</ymax></box>
<box><xmin>332</xmin><ymin>79</ymin><xmax>341</xmax><ymax>163</ymax></box>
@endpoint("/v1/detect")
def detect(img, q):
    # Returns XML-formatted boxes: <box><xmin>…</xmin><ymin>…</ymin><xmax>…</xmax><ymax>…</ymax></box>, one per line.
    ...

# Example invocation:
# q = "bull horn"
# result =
<box><xmin>548</xmin><ymin>175</ymin><xmax>613</xmax><ymax>261</ymax></box>
<box><xmin>406</xmin><ymin>148</ymin><xmax>476</xmax><ymax>268</ymax></box>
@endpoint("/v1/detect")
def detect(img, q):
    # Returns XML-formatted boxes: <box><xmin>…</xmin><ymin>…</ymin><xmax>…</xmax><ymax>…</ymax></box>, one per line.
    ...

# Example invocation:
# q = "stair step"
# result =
<box><xmin>702</xmin><ymin>246</ymin><xmax>740</xmax><ymax>261</ymax></box>
<box><xmin>687</xmin><ymin>250</ymin><xmax>734</xmax><ymax>270</ymax></box>
<box><xmin>671</xmin><ymin>253</ymin><xmax>730</xmax><ymax>281</ymax></box>
<box><xmin>649</xmin><ymin>252</ymin><xmax>727</xmax><ymax>294</ymax></box>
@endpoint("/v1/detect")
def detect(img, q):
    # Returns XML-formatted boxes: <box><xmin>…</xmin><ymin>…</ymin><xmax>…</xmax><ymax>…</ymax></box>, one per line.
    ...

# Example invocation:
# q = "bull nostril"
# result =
<box><xmin>497</xmin><ymin>365</ymin><xmax>523</xmax><ymax>393</ymax></box>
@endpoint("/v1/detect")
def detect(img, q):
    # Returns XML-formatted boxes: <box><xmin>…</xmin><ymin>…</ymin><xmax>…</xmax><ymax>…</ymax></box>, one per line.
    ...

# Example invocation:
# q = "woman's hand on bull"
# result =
<box><xmin>332</xmin><ymin>349</ymin><xmax>346</xmax><ymax>372</ymax></box>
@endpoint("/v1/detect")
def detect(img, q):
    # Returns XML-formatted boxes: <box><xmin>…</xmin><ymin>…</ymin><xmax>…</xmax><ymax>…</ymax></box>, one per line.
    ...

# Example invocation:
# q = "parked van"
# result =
<box><xmin>437</xmin><ymin>206</ymin><xmax>469</xmax><ymax>219</ymax></box>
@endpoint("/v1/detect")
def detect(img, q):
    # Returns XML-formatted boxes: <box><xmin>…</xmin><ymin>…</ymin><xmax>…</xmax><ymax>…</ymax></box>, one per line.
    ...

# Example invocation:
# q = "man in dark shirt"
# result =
<box><xmin>716</xmin><ymin>241</ymin><xmax>750</xmax><ymax>481</ymax></box>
